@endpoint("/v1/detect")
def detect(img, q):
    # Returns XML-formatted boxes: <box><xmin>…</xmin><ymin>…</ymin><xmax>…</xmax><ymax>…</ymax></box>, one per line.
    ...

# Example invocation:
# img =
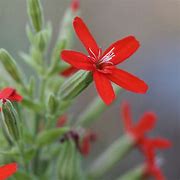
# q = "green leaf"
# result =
<box><xmin>14</xmin><ymin>171</ymin><xmax>36</xmax><ymax>180</ymax></box>
<box><xmin>0</xmin><ymin>49</ymin><xmax>23</xmax><ymax>84</ymax></box>
<box><xmin>36</xmin><ymin>127</ymin><xmax>69</xmax><ymax>147</ymax></box>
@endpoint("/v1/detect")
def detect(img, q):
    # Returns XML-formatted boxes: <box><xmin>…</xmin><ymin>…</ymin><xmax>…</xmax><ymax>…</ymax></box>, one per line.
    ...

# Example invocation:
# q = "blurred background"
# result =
<box><xmin>0</xmin><ymin>0</ymin><xmax>180</xmax><ymax>179</ymax></box>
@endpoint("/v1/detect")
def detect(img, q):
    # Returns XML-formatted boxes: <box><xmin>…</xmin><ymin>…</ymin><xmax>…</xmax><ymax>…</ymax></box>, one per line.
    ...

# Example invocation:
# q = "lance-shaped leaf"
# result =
<box><xmin>36</xmin><ymin>127</ymin><xmax>69</xmax><ymax>147</ymax></box>
<box><xmin>0</xmin><ymin>49</ymin><xmax>23</xmax><ymax>84</ymax></box>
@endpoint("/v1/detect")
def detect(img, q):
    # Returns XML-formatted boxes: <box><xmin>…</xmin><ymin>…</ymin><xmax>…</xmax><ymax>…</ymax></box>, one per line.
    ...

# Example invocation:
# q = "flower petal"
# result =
<box><xmin>80</xmin><ymin>135</ymin><xmax>91</xmax><ymax>156</ymax></box>
<box><xmin>121</xmin><ymin>102</ymin><xmax>133</xmax><ymax>131</ymax></box>
<box><xmin>61</xmin><ymin>50</ymin><xmax>94</xmax><ymax>70</ymax></box>
<box><xmin>8</xmin><ymin>93</ymin><xmax>23</xmax><ymax>102</ymax></box>
<box><xmin>73</xmin><ymin>17</ymin><xmax>100</xmax><ymax>57</ymax></box>
<box><xmin>151</xmin><ymin>138</ymin><xmax>172</xmax><ymax>149</ymax></box>
<box><xmin>56</xmin><ymin>115</ymin><xmax>67</xmax><ymax>128</ymax></box>
<box><xmin>106</xmin><ymin>68</ymin><xmax>148</xmax><ymax>93</ymax></box>
<box><xmin>0</xmin><ymin>87</ymin><xmax>14</xmax><ymax>99</ymax></box>
<box><xmin>0</xmin><ymin>163</ymin><xmax>17</xmax><ymax>179</ymax></box>
<box><xmin>102</xmin><ymin>36</ymin><xmax>140</xmax><ymax>65</ymax></box>
<box><xmin>134</xmin><ymin>112</ymin><xmax>157</xmax><ymax>135</ymax></box>
<box><xmin>93</xmin><ymin>71</ymin><xmax>115</xmax><ymax>105</ymax></box>
<box><xmin>60</xmin><ymin>66</ymin><xmax>78</xmax><ymax>77</ymax></box>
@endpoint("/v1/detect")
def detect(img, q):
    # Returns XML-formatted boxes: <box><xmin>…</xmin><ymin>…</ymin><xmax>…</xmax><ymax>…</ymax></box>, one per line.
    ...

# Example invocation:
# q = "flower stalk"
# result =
<box><xmin>76</xmin><ymin>86</ymin><xmax>122</xmax><ymax>127</ymax></box>
<box><xmin>88</xmin><ymin>134</ymin><xmax>135</xmax><ymax>179</ymax></box>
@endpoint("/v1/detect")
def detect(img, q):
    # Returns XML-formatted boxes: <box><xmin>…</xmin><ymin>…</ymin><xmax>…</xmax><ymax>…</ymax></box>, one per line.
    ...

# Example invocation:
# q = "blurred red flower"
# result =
<box><xmin>141</xmin><ymin>137</ymin><xmax>171</xmax><ymax>180</ymax></box>
<box><xmin>121</xmin><ymin>102</ymin><xmax>172</xmax><ymax>180</ymax></box>
<box><xmin>0</xmin><ymin>87</ymin><xmax>23</xmax><ymax>103</ymax></box>
<box><xmin>70</xmin><ymin>0</ymin><xmax>80</xmax><ymax>12</ymax></box>
<box><xmin>80</xmin><ymin>131</ymin><xmax>97</xmax><ymax>156</ymax></box>
<box><xmin>0</xmin><ymin>163</ymin><xmax>17</xmax><ymax>180</ymax></box>
<box><xmin>121</xmin><ymin>102</ymin><xmax>156</xmax><ymax>141</ymax></box>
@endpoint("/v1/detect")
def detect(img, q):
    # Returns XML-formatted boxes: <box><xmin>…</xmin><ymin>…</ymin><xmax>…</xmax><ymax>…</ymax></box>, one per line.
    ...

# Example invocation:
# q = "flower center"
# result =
<box><xmin>88</xmin><ymin>48</ymin><xmax>115</xmax><ymax>73</ymax></box>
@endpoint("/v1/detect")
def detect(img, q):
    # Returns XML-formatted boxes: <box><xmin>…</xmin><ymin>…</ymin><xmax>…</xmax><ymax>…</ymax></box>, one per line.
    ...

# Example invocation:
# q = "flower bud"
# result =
<box><xmin>57</xmin><ymin>140</ymin><xmax>84</xmax><ymax>180</ymax></box>
<box><xmin>49</xmin><ymin>0</ymin><xmax>80</xmax><ymax>75</ymax></box>
<box><xmin>47</xmin><ymin>94</ymin><xmax>58</xmax><ymax>114</ymax></box>
<box><xmin>34</xmin><ymin>25</ymin><xmax>52</xmax><ymax>52</ymax></box>
<box><xmin>0</xmin><ymin>49</ymin><xmax>23</xmax><ymax>84</ymax></box>
<box><xmin>27</xmin><ymin>0</ymin><xmax>43</xmax><ymax>32</ymax></box>
<box><xmin>59</xmin><ymin>70</ymin><xmax>93</xmax><ymax>101</ymax></box>
<box><xmin>1</xmin><ymin>100</ymin><xmax>20</xmax><ymax>142</ymax></box>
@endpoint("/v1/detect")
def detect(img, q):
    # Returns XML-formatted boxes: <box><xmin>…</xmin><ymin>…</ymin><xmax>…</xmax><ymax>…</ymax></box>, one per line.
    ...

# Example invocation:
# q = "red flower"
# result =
<box><xmin>121</xmin><ymin>102</ymin><xmax>172</xmax><ymax>180</ymax></box>
<box><xmin>0</xmin><ymin>163</ymin><xmax>17</xmax><ymax>180</ymax></box>
<box><xmin>121</xmin><ymin>102</ymin><xmax>156</xmax><ymax>141</ymax></box>
<box><xmin>80</xmin><ymin>131</ymin><xmax>97</xmax><ymax>156</ymax></box>
<box><xmin>0</xmin><ymin>87</ymin><xmax>23</xmax><ymax>103</ymax></box>
<box><xmin>56</xmin><ymin>115</ymin><xmax>68</xmax><ymax>128</ymax></box>
<box><xmin>61</xmin><ymin>17</ymin><xmax>148</xmax><ymax>105</ymax></box>
<box><xmin>60</xmin><ymin>66</ymin><xmax>78</xmax><ymax>77</ymax></box>
<box><xmin>140</xmin><ymin>137</ymin><xmax>171</xmax><ymax>180</ymax></box>
<box><xmin>70</xmin><ymin>0</ymin><xmax>80</xmax><ymax>12</ymax></box>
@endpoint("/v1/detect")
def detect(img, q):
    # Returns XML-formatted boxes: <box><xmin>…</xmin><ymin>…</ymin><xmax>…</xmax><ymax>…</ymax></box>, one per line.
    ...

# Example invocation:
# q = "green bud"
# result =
<box><xmin>76</xmin><ymin>86</ymin><xmax>123</xmax><ymax>127</ymax></box>
<box><xmin>0</xmin><ymin>49</ymin><xmax>23</xmax><ymax>83</ymax></box>
<box><xmin>34</xmin><ymin>25</ymin><xmax>52</xmax><ymax>52</ymax></box>
<box><xmin>59</xmin><ymin>70</ymin><xmax>93</xmax><ymax>101</ymax></box>
<box><xmin>49</xmin><ymin>3</ymin><xmax>79</xmax><ymax>75</ymax></box>
<box><xmin>27</xmin><ymin>0</ymin><xmax>43</xmax><ymax>32</ymax></box>
<box><xmin>30</xmin><ymin>46</ymin><xmax>43</xmax><ymax>66</ymax></box>
<box><xmin>1</xmin><ymin>100</ymin><xmax>20</xmax><ymax>142</ymax></box>
<box><xmin>48</xmin><ymin>39</ymin><xmax>67</xmax><ymax>75</ymax></box>
<box><xmin>57</xmin><ymin>140</ymin><xmax>84</xmax><ymax>180</ymax></box>
<box><xmin>47</xmin><ymin>94</ymin><xmax>58</xmax><ymax>114</ymax></box>
<box><xmin>88</xmin><ymin>134</ymin><xmax>135</xmax><ymax>179</ymax></box>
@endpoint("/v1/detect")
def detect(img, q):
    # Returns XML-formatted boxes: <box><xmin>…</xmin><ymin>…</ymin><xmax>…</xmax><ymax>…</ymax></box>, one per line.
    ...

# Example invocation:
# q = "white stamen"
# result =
<box><xmin>156</xmin><ymin>156</ymin><xmax>164</xmax><ymax>167</ymax></box>
<box><xmin>98</xmin><ymin>48</ymin><xmax>102</xmax><ymax>59</ymax></box>
<box><xmin>99</xmin><ymin>47</ymin><xmax>115</xmax><ymax>64</ymax></box>
<box><xmin>89</xmin><ymin>48</ymin><xmax>97</xmax><ymax>59</ymax></box>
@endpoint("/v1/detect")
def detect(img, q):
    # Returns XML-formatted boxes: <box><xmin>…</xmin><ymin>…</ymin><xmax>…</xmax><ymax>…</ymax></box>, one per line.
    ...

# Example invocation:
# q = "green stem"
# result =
<box><xmin>17</xmin><ymin>141</ymin><xmax>28</xmax><ymax>171</ymax></box>
<box><xmin>117</xmin><ymin>165</ymin><xmax>145</xmax><ymax>180</ymax></box>
<box><xmin>88</xmin><ymin>134</ymin><xmax>135</xmax><ymax>179</ymax></box>
<box><xmin>76</xmin><ymin>86</ymin><xmax>123</xmax><ymax>127</ymax></box>
<box><xmin>39</xmin><ymin>76</ymin><xmax>47</xmax><ymax>102</ymax></box>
